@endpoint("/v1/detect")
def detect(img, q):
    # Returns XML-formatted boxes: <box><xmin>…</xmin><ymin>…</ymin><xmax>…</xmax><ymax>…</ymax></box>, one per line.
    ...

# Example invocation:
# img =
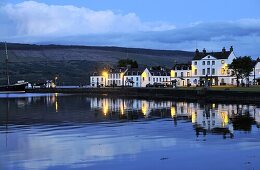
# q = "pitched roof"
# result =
<box><xmin>125</xmin><ymin>68</ymin><xmax>145</xmax><ymax>76</ymax></box>
<box><xmin>193</xmin><ymin>51</ymin><xmax>232</xmax><ymax>60</ymax></box>
<box><xmin>148</xmin><ymin>69</ymin><xmax>170</xmax><ymax>76</ymax></box>
<box><xmin>109</xmin><ymin>67</ymin><xmax>127</xmax><ymax>73</ymax></box>
<box><xmin>173</xmin><ymin>64</ymin><xmax>191</xmax><ymax>70</ymax></box>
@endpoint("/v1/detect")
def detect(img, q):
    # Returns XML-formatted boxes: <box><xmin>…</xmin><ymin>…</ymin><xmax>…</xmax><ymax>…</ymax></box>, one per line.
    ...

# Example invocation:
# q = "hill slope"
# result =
<box><xmin>0</xmin><ymin>43</ymin><xmax>194</xmax><ymax>85</ymax></box>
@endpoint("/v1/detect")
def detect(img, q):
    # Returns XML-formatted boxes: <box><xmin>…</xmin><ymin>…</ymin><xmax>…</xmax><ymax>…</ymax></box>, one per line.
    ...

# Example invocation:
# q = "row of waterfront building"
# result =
<box><xmin>90</xmin><ymin>46</ymin><xmax>260</xmax><ymax>87</ymax></box>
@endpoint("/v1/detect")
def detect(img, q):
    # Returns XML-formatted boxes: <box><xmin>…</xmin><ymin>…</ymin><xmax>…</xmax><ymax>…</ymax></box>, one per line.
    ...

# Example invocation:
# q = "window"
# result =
<box><xmin>97</xmin><ymin>78</ymin><xmax>99</xmax><ymax>81</ymax></box>
<box><xmin>156</xmin><ymin>78</ymin><xmax>158</xmax><ymax>82</ymax></box>
<box><xmin>92</xmin><ymin>78</ymin><xmax>94</xmax><ymax>81</ymax></box>
<box><xmin>187</xmin><ymin>72</ymin><xmax>190</xmax><ymax>77</ymax></box>
<box><xmin>101</xmin><ymin>78</ymin><xmax>103</xmax><ymax>81</ymax></box>
<box><xmin>212</xmin><ymin>68</ymin><xmax>215</xmax><ymax>75</ymax></box>
<box><xmin>203</xmin><ymin>61</ymin><xmax>205</xmax><ymax>65</ymax></box>
<box><xmin>153</xmin><ymin>78</ymin><xmax>155</xmax><ymax>82</ymax></box>
<box><xmin>175</xmin><ymin>72</ymin><xmax>177</xmax><ymax>77</ymax></box>
<box><xmin>212</xmin><ymin>61</ymin><xmax>215</xmax><ymax>65</ymax></box>
<box><xmin>194</xmin><ymin>61</ymin><xmax>197</xmax><ymax>65</ymax></box>
<box><xmin>207</xmin><ymin>61</ymin><xmax>210</xmax><ymax>65</ymax></box>
<box><xmin>221</xmin><ymin>68</ymin><xmax>225</xmax><ymax>75</ymax></box>
<box><xmin>207</xmin><ymin>68</ymin><xmax>210</xmax><ymax>75</ymax></box>
<box><xmin>149</xmin><ymin>77</ymin><xmax>151</xmax><ymax>81</ymax></box>
<box><xmin>131</xmin><ymin>77</ymin><xmax>133</xmax><ymax>80</ymax></box>
<box><xmin>181</xmin><ymin>72</ymin><xmax>183</xmax><ymax>77</ymax></box>
<box><xmin>221</xmin><ymin>60</ymin><xmax>225</xmax><ymax>64</ymax></box>
<box><xmin>202</xmin><ymin>69</ymin><xmax>205</xmax><ymax>75</ymax></box>
<box><xmin>194</xmin><ymin>69</ymin><xmax>197</xmax><ymax>75</ymax></box>
<box><xmin>143</xmin><ymin>77</ymin><xmax>145</xmax><ymax>81</ymax></box>
<box><xmin>136</xmin><ymin>77</ymin><xmax>139</xmax><ymax>81</ymax></box>
<box><xmin>159</xmin><ymin>78</ymin><xmax>161</xmax><ymax>82</ymax></box>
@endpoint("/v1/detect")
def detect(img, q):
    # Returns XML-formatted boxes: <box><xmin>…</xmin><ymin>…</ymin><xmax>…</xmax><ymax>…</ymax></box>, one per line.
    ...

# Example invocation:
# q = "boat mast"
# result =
<box><xmin>5</xmin><ymin>42</ymin><xmax>10</xmax><ymax>86</ymax></box>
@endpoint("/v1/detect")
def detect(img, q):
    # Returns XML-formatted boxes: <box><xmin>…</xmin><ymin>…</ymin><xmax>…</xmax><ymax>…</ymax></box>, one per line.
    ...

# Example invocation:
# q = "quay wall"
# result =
<box><xmin>25</xmin><ymin>87</ymin><xmax>260</xmax><ymax>103</ymax></box>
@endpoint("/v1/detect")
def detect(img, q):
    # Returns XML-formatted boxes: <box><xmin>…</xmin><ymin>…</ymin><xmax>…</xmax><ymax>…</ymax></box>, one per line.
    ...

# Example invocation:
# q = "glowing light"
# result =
<box><xmin>55</xmin><ymin>101</ymin><xmax>58</xmax><ymax>112</ymax></box>
<box><xmin>102</xmin><ymin>71</ymin><xmax>108</xmax><ymax>78</ymax></box>
<box><xmin>192</xmin><ymin>111</ymin><xmax>197</xmax><ymax>123</ymax></box>
<box><xmin>170</xmin><ymin>70</ymin><xmax>175</xmax><ymax>77</ymax></box>
<box><xmin>221</xmin><ymin>111</ymin><xmax>229</xmax><ymax>127</ymax></box>
<box><xmin>120</xmin><ymin>103</ymin><xmax>124</xmax><ymax>115</ymax></box>
<box><xmin>103</xmin><ymin>99</ymin><xmax>109</xmax><ymax>116</ymax></box>
<box><xmin>212</xmin><ymin>103</ymin><xmax>215</xmax><ymax>108</ymax></box>
<box><xmin>171</xmin><ymin>106</ymin><xmax>176</xmax><ymax>118</ymax></box>
<box><xmin>141</xmin><ymin>72</ymin><xmax>147</xmax><ymax>78</ymax></box>
<box><xmin>141</xmin><ymin>101</ymin><xmax>148</xmax><ymax>117</ymax></box>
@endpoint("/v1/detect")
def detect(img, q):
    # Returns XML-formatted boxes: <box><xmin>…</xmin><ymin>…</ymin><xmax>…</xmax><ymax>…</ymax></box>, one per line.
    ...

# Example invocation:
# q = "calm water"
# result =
<box><xmin>0</xmin><ymin>93</ymin><xmax>260</xmax><ymax>170</ymax></box>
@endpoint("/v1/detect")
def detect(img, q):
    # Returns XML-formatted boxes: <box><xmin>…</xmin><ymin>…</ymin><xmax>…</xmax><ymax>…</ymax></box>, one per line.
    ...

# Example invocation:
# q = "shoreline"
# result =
<box><xmin>25</xmin><ymin>87</ymin><xmax>260</xmax><ymax>103</ymax></box>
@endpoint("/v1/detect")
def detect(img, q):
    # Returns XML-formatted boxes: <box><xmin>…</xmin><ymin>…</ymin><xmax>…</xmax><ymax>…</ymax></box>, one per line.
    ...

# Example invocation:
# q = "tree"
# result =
<box><xmin>229</xmin><ymin>56</ymin><xmax>254</xmax><ymax>87</ymax></box>
<box><xmin>117</xmin><ymin>59</ymin><xmax>138</xmax><ymax>68</ymax></box>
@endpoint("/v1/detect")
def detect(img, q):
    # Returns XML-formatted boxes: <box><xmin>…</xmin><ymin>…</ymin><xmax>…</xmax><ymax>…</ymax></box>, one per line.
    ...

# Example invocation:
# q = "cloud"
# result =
<box><xmin>0</xmin><ymin>1</ymin><xmax>260</xmax><ymax>57</ymax></box>
<box><xmin>1</xmin><ymin>1</ymin><xmax>175</xmax><ymax>36</ymax></box>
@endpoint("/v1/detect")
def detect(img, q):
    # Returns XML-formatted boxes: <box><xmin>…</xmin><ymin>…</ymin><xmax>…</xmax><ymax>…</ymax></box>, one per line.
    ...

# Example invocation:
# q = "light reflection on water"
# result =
<box><xmin>0</xmin><ymin>93</ymin><xmax>260</xmax><ymax>170</ymax></box>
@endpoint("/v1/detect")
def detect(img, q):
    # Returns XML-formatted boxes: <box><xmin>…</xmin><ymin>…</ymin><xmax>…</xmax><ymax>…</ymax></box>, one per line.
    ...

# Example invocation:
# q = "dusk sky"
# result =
<box><xmin>1</xmin><ymin>0</ymin><xmax>260</xmax><ymax>57</ymax></box>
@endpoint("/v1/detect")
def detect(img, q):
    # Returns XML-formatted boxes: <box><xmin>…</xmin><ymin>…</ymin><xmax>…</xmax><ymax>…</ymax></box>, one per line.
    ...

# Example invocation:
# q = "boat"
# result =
<box><xmin>0</xmin><ymin>42</ymin><xmax>28</xmax><ymax>92</ymax></box>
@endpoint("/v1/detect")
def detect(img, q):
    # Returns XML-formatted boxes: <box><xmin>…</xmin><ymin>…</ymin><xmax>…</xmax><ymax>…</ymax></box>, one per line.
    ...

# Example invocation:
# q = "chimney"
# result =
<box><xmin>195</xmin><ymin>49</ymin><xmax>199</xmax><ymax>54</ymax></box>
<box><xmin>203</xmin><ymin>48</ymin><xmax>206</xmax><ymax>54</ymax></box>
<box><xmin>222</xmin><ymin>47</ymin><xmax>226</xmax><ymax>53</ymax></box>
<box><xmin>230</xmin><ymin>46</ymin><xmax>233</xmax><ymax>52</ymax></box>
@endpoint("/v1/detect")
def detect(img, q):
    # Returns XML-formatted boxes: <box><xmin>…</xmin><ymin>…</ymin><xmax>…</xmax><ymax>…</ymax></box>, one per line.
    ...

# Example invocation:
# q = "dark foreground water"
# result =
<box><xmin>0</xmin><ymin>93</ymin><xmax>260</xmax><ymax>170</ymax></box>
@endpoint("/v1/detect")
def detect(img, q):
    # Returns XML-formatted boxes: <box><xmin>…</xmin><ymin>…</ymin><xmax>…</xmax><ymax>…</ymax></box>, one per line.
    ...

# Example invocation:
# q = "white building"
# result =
<box><xmin>123</xmin><ymin>68</ymin><xmax>144</xmax><ymax>87</ymax></box>
<box><xmin>250</xmin><ymin>59</ymin><xmax>260</xmax><ymax>85</ymax></box>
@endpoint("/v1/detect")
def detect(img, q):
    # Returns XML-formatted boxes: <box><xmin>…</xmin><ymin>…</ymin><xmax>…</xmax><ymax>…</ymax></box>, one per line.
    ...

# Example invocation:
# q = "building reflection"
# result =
<box><xmin>90</xmin><ymin>98</ymin><xmax>260</xmax><ymax>138</ymax></box>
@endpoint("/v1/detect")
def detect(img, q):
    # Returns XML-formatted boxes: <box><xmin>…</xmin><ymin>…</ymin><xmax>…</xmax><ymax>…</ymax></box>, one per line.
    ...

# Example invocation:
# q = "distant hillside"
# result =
<box><xmin>0</xmin><ymin>43</ymin><xmax>194</xmax><ymax>85</ymax></box>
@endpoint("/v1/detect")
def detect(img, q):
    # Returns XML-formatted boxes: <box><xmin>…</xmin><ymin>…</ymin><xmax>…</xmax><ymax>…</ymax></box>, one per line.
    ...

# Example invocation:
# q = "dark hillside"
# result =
<box><xmin>0</xmin><ymin>43</ymin><xmax>194</xmax><ymax>85</ymax></box>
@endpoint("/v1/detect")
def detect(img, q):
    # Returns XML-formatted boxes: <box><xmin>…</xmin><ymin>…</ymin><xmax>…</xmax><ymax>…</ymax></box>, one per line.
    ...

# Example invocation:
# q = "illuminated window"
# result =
<box><xmin>187</xmin><ymin>72</ymin><xmax>190</xmax><ymax>77</ymax></box>
<box><xmin>221</xmin><ymin>60</ymin><xmax>225</xmax><ymax>64</ymax></box>
<box><xmin>221</xmin><ymin>68</ymin><xmax>225</xmax><ymax>75</ymax></box>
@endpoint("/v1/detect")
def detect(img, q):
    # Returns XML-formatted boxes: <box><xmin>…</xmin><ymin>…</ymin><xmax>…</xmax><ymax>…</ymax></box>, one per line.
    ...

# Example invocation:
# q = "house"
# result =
<box><xmin>123</xmin><ymin>68</ymin><xmax>145</xmax><ymax>87</ymax></box>
<box><xmin>190</xmin><ymin>47</ymin><xmax>237</xmax><ymax>86</ymax></box>
<box><xmin>171</xmin><ymin>64</ymin><xmax>192</xmax><ymax>86</ymax></box>
<box><xmin>141</xmin><ymin>67</ymin><xmax>171</xmax><ymax>87</ymax></box>
<box><xmin>250</xmin><ymin>58</ymin><xmax>260</xmax><ymax>85</ymax></box>
<box><xmin>107</xmin><ymin>67</ymin><xmax>127</xmax><ymax>87</ymax></box>
<box><xmin>90</xmin><ymin>72</ymin><xmax>106</xmax><ymax>87</ymax></box>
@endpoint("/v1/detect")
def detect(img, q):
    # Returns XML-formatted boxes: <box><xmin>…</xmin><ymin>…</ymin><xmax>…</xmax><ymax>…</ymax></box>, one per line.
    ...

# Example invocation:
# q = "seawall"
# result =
<box><xmin>25</xmin><ymin>87</ymin><xmax>260</xmax><ymax>103</ymax></box>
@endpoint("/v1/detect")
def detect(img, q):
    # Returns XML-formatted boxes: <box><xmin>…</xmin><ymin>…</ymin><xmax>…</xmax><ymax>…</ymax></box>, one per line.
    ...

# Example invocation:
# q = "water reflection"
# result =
<box><xmin>1</xmin><ymin>94</ymin><xmax>260</xmax><ymax>170</ymax></box>
<box><xmin>1</xmin><ymin>94</ymin><xmax>260</xmax><ymax>137</ymax></box>
<box><xmin>90</xmin><ymin>98</ymin><xmax>260</xmax><ymax>137</ymax></box>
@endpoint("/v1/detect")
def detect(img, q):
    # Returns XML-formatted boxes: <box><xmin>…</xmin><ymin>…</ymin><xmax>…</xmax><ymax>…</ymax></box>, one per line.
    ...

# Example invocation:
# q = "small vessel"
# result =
<box><xmin>0</xmin><ymin>42</ymin><xmax>28</xmax><ymax>92</ymax></box>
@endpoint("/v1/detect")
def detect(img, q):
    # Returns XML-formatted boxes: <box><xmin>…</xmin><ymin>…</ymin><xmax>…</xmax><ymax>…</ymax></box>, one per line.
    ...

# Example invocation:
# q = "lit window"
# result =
<box><xmin>221</xmin><ymin>68</ymin><xmax>225</xmax><ymax>75</ymax></box>
<box><xmin>187</xmin><ymin>72</ymin><xmax>190</xmax><ymax>77</ymax></box>
<box><xmin>221</xmin><ymin>60</ymin><xmax>225</xmax><ymax>64</ymax></box>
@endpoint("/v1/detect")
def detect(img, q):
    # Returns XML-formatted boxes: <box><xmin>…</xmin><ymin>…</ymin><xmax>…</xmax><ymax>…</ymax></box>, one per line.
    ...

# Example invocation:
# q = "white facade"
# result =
<box><xmin>90</xmin><ymin>75</ymin><xmax>105</xmax><ymax>87</ymax></box>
